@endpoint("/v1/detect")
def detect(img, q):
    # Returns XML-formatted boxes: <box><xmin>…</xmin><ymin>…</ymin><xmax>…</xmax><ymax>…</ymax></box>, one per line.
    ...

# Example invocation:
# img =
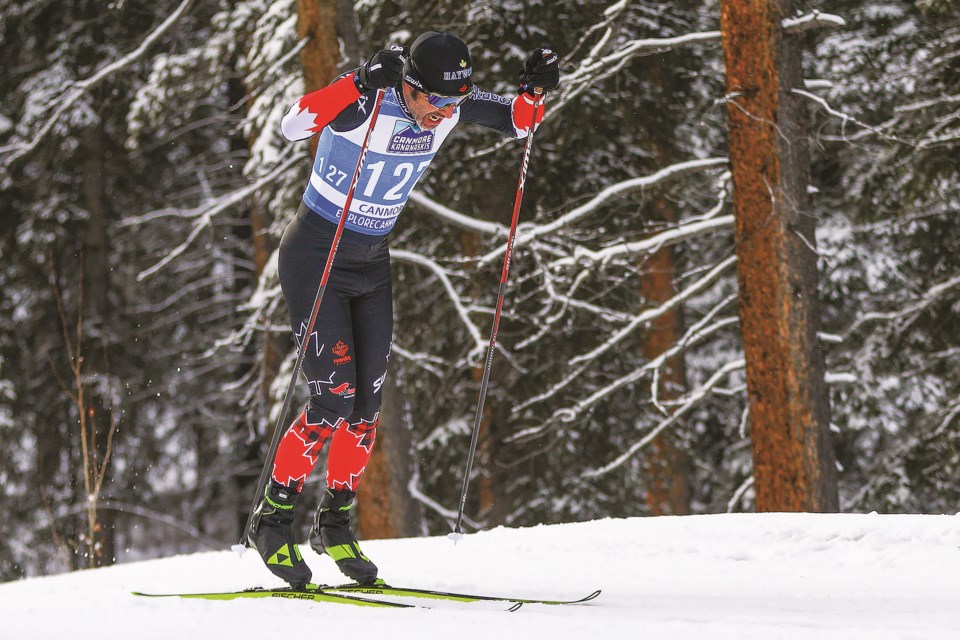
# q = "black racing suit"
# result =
<box><xmin>269</xmin><ymin>72</ymin><xmax>542</xmax><ymax>492</ymax></box>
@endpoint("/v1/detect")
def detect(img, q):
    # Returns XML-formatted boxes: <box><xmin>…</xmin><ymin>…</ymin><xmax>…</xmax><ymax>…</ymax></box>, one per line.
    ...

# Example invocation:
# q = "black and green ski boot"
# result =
<box><xmin>309</xmin><ymin>488</ymin><xmax>378</xmax><ymax>584</ymax></box>
<box><xmin>248</xmin><ymin>480</ymin><xmax>312</xmax><ymax>588</ymax></box>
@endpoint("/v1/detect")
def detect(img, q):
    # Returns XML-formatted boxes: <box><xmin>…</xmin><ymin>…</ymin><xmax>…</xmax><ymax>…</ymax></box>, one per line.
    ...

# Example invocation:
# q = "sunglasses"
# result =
<box><xmin>410</xmin><ymin>85</ymin><xmax>469</xmax><ymax>109</ymax></box>
<box><xmin>424</xmin><ymin>92</ymin><xmax>469</xmax><ymax>108</ymax></box>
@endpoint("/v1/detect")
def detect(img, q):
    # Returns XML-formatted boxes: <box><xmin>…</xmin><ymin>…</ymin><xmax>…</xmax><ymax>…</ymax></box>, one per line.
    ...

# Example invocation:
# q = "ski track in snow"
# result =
<box><xmin>2</xmin><ymin>513</ymin><xmax>959</xmax><ymax>640</ymax></box>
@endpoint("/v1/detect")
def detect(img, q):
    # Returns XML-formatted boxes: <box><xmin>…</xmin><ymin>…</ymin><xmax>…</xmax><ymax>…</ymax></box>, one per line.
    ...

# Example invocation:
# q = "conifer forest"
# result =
<box><xmin>1</xmin><ymin>0</ymin><xmax>958</xmax><ymax>579</ymax></box>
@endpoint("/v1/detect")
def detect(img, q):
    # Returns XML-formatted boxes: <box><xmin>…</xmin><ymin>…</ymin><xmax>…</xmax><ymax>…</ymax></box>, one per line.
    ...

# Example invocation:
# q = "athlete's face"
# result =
<box><xmin>401</xmin><ymin>82</ymin><xmax>459</xmax><ymax>130</ymax></box>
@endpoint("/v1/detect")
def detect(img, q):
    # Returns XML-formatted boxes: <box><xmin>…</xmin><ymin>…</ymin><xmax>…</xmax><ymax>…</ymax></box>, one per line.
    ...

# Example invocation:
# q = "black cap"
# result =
<box><xmin>403</xmin><ymin>31</ymin><xmax>473</xmax><ymax>97</ymax></box>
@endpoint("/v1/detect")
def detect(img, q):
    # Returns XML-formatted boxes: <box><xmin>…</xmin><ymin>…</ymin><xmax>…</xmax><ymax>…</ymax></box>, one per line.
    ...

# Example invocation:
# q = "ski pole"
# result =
<box><xmin>453</xmin><ymin>89</ymin><xmax>545</xmax><ymax>537</ymax></box>
<box><xmin>239</xmin><ymin>89</ymin><xmax>386</xmax><ymax>549</ymax></box>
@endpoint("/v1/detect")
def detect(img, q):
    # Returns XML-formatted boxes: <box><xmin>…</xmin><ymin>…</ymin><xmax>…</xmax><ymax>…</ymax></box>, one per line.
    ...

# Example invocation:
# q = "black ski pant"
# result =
<box><xmin>277</xmin><ymin>204</ymin><xmax>393</xmax><ymax>434</ymax></box>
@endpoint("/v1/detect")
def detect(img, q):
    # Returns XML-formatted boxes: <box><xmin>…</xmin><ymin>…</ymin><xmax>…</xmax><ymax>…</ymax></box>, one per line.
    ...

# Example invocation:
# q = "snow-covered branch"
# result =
<box><xmin>794</xmin><ymin>89</ymin><xmax>909</xmax><ymax>144</ymax></box>
<box><xmin>516</xmin><ymin>309</ymin><xmax>739</xmax><ymax>428</ymax></box>
<box><xmin>407</xmin><ymin>470</ymin><xmax>481</xmax><ymax>531</ymax></box>
<box><xmin>391</xmin><ymin>344</ymin><xmax>448</xmax><ymax>378</ymax></box>
<box><xmin>824</xmin><ymin>372</ymin><xmax>858</xmax><ymax>385</ymax></box>
<box><xmin>894</xmin><ymin>93</ymin><xmax>960</xmax><ymax>114</ymax></box>
<box><xmin>582</xmin><ymin>358</ymin><xmax>746</xmax><ymax>479</ymax></box>
<box><xmin>134</xmin><ymin>146</ymin><xmax>303</xmax><ymax>281</ymax></box>
<box><xmin>470</xmin><ymin>22</ymin><xmax>724</xmax><ymax>158</ymax></box>
<box><xmin>479</xmin><ymin>157</ymin><xmax>729</xmax><ymax>267</ymax></box>
<box><xmin>569</xmin><ymin>254</ymin><xmax>737</xmax><ymax>367</ymax></box>
<box><xmin>727</xmin><ymin>476</ymin><xmax>754</xmax><ymax>512</ymax></box>
<box><xmin>548</xmin><ymin>165</ymin><xmax>732</xmax><ymax>275</ymax></box>
<box><xmin>408</xmin><ymin>191</ymin><xmax>505</xmax><ymax>236</ymax></box>
<box><xmin>515</xmin><ymin>253</ymin><xmax>635</xmax><ymax>353</ymax></box>
<box><xmin>782</xmin><ymin>11</ymin><xmax>846</xmax><ymax>34</ymax></box>
<box><xmin>553</xmin><ymin>215</ymin><xmax>733</xmax><ymax>270</ymax></box>
<box><xmin>511</xmin><ymin>262</ymin><xmax>738</xmax><ymax>417</ymax></box>
<box><xmin>0</xmin><ymin>0</ymin><xmax>196</xmax><ymax>166</ymax></box>
<box><xmin>845</xmin><ymin>273</ymin><xmax>960</xmax><ymax>339</ymax></box>
<box><xmin>564</xmin><ymin>31</ymin><xmax>723</xmax><ymax>89</ymax></box>
<box><xmin>389</xmin><ymin>249</ymin><xmax>486</xmax><ymax>356</ymax></box>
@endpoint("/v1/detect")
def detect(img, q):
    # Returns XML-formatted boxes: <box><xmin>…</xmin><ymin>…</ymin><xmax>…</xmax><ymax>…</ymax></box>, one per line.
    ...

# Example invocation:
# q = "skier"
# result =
<box><xmin>246</xmin><ymin>30</ymin><xmax>561</xmax><ymax>587</ymax></box>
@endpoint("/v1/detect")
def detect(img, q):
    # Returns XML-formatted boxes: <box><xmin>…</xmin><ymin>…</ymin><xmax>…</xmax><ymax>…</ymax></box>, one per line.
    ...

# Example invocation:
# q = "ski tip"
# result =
<box><xmin>582</xmin><ymin>589</ymin><xmax>602</xmax><ymax>602</ymax></box>
<box><xmin>230</xmin><ymin>543</ymin><xmax>248</xmax><ymax>558</ymax></box>
<box><xmin>508</xmin><ymin>601</ymin><xmax>523</xmax><ymax>612</ymax></box>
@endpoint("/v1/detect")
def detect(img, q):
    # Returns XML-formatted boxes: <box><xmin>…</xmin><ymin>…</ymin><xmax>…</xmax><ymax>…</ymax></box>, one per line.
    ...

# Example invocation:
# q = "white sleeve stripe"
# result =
<box><xmin>280</xmin><ymin>101</ymin><xmax>317</xmax><ymax>142</ymax></box>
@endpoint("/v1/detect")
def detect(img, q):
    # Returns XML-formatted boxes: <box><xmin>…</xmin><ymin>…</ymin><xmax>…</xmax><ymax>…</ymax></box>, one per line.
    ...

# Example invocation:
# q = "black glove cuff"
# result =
<box><xmin>354</xmin><ymin>69</ymin><xmax>370</xmax><ymax>93</ymax></box>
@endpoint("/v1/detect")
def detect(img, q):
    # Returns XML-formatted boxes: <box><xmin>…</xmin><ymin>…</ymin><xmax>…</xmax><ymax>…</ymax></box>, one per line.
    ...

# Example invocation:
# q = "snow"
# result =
<box><xmin>2</xmin><ymin>513</ymin><xmax>959</xmax><ymax>639</ymax></box>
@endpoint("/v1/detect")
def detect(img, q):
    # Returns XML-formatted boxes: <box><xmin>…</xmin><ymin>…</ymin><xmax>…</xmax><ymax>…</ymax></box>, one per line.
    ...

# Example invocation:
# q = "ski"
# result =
<box><xmin>132</xmin><ymin>585</ymin><xmax>413</xmax><ymax>608</ymax></box>
<box><xmin>323</xmin><ymin>581</ymin><xmax>601</xmax><ymax>606</ymax></box>
<box><xmin>133</xmin><ymin>581</ymin><xmax>598</xmax><ymax>609</ymax></box>
<box><xmin>132</xmin><ymin>584</ymin><xmax>526</xmax><ymax>611</ymax></box>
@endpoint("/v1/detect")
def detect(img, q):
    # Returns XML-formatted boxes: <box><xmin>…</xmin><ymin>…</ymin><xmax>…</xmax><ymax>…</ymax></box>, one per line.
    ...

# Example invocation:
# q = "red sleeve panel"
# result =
<box><xmin>280</xmin><ymin>73</ymin><xmax>363</xmax><ymax>141</ymax></box>
<box><xmin>510</xmin><ymin>93</ymin><xmax>547</xmax><ymax>137</ymax></box>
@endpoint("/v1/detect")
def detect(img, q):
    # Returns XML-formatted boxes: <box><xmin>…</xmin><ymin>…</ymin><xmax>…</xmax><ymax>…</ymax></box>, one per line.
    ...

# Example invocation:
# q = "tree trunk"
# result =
<box><xmin>296</xmin><ymin>0</ymin><xmax>343</xmax><ymax>158</ymax></box>
<box><xmin>720</xmin><ymin>0</ymin><xmax>838</xmax><ymax>511</ymax></box>
<box><xmin>296</xmin><ymin>0</ymin><xmax>341</xmax><ymax>92</ymax></box>
<box><xmin>640</xmin><ymin>196</ymin><xmax>691</xmax><ymax>515</ymax></box>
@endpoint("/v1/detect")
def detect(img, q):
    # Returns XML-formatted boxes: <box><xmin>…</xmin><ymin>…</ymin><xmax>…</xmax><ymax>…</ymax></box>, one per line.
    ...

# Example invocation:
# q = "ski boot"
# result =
<box><xmin>309</xmin><ymin>488</ymin><xmax>378</xmax><ymax>584</ymax></box>
<box><xmin>248</xmin><ymin>480</ymin><xmax>312</xmax><ymax>588</ymax></box>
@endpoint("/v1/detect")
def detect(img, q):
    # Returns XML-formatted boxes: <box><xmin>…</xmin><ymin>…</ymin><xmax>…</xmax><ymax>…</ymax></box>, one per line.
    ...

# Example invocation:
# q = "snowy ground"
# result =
<box><xmin>2</xmin><ymin>513</ymin><xmax>959</xmax><ymax>639</ymax></box>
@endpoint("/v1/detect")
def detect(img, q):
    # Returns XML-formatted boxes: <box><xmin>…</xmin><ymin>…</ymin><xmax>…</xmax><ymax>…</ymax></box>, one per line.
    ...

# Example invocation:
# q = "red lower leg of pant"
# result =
<box><xmin>270</xmin><ymin>410</ymin><xmax>340</xmax><ymax>490</ymax></box>
<box><xmin>326</xmin><ymin>418</ymin><xmax>379</xmax><ymax>492</ymax></box>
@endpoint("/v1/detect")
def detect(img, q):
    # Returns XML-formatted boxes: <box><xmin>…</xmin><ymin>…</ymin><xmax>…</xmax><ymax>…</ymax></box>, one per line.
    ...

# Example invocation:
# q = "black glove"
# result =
<box><xmin>519</xmin><ymin>47</ymin><xmax>560</xmax><ymax>95</ymax></box>
<box><xmin>357</xmin><ymin>46</ymin><xmax>406</xmax><ymax>91</ymax></box>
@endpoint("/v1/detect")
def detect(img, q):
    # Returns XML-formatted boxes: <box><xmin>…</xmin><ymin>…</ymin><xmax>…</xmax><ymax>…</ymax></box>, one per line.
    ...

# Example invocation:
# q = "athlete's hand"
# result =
<box><xmin>519</xmin><ymin>48</ymin><xmax>560</xmax><ymax>95</ymax></box>
<box><xmin>358</xmin><ymin>46</ymin><xmax>406</xmax><ymax>91</ymax></box>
